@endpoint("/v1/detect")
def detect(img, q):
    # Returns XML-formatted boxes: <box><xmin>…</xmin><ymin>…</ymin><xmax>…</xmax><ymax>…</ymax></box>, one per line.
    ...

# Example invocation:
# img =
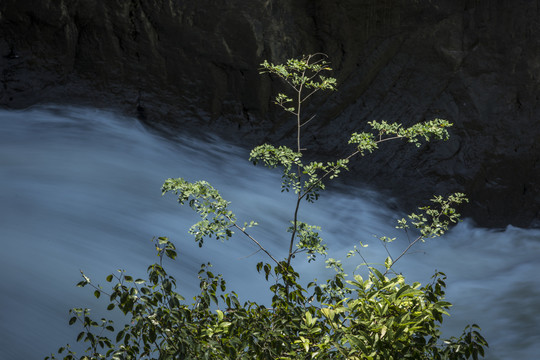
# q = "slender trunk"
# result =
<box><xmin>287</xmin><ymin>69</ymin><xmax>306</xmax><ymax>268</ymax></box>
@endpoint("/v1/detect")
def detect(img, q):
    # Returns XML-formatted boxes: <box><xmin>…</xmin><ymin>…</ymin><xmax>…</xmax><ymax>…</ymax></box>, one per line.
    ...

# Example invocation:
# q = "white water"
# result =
<box><xmin>0</xmin><ymin>106</ymin><xmax>538</xmax><ymax>359</ymax></box>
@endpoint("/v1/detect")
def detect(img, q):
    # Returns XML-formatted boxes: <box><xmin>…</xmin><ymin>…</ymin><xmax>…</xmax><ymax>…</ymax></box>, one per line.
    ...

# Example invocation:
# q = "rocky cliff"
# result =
<box><xmin>1</xmin><ymin>0</ymin><xmax>539</xmax><ymax>228</ymax></box>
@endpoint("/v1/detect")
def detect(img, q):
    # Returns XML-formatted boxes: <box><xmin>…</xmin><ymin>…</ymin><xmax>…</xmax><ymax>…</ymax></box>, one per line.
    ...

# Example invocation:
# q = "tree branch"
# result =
<box><xmin>229</xmin><ymin>221</ymin><xmax>280</xmax><ymax>266</ymax></box>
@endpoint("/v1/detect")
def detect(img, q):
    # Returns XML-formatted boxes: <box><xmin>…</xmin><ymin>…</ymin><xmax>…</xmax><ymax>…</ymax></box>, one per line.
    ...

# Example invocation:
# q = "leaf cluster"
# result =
<box><xmin>47</xmin><ymin>55</ymin><xmax>487</xmax><ymax>360</ymax></box>
<box><xmin>349</xmin><ymin>119</ymin><xmax>452</xmax><ymax>155</ymax></box>
<box><xmin>162</xmin><ymin>179</ymin><xmax>236</xmax><ymax>246</ymax></box>
<box><xmin>397</xmin><ymin>193</ymin><xmax>468</xmax><ymax>239</ymax></box>
<box><xmin>47</xmin><ymin>240</ymin><xmax>487</xmax><ymax>359</ymax></box>
<box><xmin>260</xmin><ymin>54</ymin><xmax>336</xmax><ymax>115</ymax></box>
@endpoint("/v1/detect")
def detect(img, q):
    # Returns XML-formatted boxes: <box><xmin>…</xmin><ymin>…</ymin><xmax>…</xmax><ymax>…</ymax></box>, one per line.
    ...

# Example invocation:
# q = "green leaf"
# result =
<box><xmin>116</xmin><ymin>329</ymin><xmax>125</xmax><ymax>343</ymax></box>
<box><xmin>384</xmin><ymin>256</ymin><xmax>393</xmax><ymax>270</ymax></box>
<box><xmin>216</xmin><ymin>309</ymin><xmax>224</xmax><ymax>322</ymax></box>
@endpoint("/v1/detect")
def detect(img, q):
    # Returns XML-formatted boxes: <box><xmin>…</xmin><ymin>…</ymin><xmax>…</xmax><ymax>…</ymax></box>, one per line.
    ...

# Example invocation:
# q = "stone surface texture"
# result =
<box><xmin>1</xmin><ymin>0</ymin><xmax>539</xmax><ymax>228</ymax></box>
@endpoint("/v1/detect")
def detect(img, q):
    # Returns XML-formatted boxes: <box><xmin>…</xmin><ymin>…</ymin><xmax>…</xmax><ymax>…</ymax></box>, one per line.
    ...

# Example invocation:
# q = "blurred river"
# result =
<box><xmin>0</xmin><ymin>106</ymin><xmax>538</xmax><ymax>359</ymax></box>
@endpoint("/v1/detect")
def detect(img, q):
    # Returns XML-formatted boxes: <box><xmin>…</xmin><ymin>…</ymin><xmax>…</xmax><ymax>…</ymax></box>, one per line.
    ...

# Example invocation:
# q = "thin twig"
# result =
<box><xmin>299</xmin><ymin>149</ymin><xmax>360</xmax><ymax>201</ymax></box>
<box><xmin>379</xmin><ymin>240</ymin><xmax>393</xmax><ymax>261</ymax></box>
<box><xmin>299</xmin><ymin>134</ymin><xmax>408</xmax><ymax>201</ymax></box>
<box><xmin>391</xmin><ymin>235</ymin><xmax>424</xmax><ymax>268</ymax></box>
<box><xmin>230</xmin><ymin>222</ymin><xmax>280</xmax><ymax>265</ymax></box>
<box><xmin>301</xmin><ymin>88</ymin><xmax>321</xmax><ymax>103</ymax></box>
<box><xmin>237</xmin><ymin>248</ymin><xmax>263</xmax><ymax>260</ymax></box>
<box><xmin>300</xmin><ymin>114</ymin><xmax>316</xmax><ymax>128</ymax></box>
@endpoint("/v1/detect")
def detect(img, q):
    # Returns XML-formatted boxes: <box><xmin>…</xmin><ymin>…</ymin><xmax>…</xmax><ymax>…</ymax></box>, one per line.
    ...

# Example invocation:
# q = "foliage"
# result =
<box><xmin>46</xmin><ymin>54</ymin><xmax>487</xmax><ymax>359</ymax></box>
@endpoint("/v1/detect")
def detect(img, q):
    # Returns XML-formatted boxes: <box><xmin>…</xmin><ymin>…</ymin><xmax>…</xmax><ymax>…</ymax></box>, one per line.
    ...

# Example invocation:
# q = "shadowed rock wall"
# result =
<box><xmin>1</xmin><ymin>0</ymin><xmax>539</xmax><ymax>227</ymax></box>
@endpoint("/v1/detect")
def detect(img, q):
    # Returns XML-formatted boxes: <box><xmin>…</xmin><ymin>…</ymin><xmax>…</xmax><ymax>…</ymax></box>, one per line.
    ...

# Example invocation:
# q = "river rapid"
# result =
<box><xmin>1</xmin><ymin>106</ymin><xmax>539</xmax><ymax>359</ymax></box>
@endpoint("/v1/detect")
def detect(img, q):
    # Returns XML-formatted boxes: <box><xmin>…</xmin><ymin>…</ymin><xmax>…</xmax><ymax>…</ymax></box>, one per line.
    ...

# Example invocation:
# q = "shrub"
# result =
<box><xmin>46</xmin><ymin>54</ymin><xmax>487</xmax><ymax>360</ymax></box>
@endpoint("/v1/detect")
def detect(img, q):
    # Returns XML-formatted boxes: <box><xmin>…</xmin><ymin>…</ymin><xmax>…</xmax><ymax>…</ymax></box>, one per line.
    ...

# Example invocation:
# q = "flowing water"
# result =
<box><xmin>0</xmin><ymin>106</ymin><xmax>538</xmax><ymax>359</ymax></box>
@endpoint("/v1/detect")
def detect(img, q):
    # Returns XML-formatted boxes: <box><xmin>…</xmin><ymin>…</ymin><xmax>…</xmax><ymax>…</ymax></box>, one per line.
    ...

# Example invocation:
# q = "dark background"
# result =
<box><xmin>2</xmin><ymin>0</ymin><xmax>539</xmax><ymax>228</ymax></box>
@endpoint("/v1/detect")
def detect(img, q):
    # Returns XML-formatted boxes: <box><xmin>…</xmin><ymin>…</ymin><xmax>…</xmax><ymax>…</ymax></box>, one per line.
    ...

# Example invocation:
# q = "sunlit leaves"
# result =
<box><xmin>288</xmin><ymin>221</ymin><xmax>327</xmax><ymax>262</ymax></box>
<box><xmin>349</xmin><ymin>118</ymin><xmax>452</xmax><ymax>155</ymax></box>
<box><xmin>48</xmin><ymin>54</ymin><xmax>487</xmax><ymax>360</ymax></box>
<box><xmin>52</xmin><ymin>241</ymin><xmax>487</xmax><ymax>360</ymax></box>
<box><xmin>250</xmin><ymin>144</ymin><xmax>302</xmax><ymax>193</ymax></box>
<box><xmin>260</xmin><ymin>54</ymin><xmax>337</xmax><ymax>95</ymax></box>
<box><xmin>348</xmin><ymin>131</ymin><xmax>378</xmax><ymax>155</ymax></box>
<box><xmin>274</xmin><ymin>92</ymin><xmax>296</xmax><ymax>113</ymax></box>
<box><xmin>397</xmin><ymin>192</ymin><xmax>468</xmax><ymax>238</ymax></box>
<box><xmin>162</xmin><ymin>178</ymin><xmax>237</xmax><ymax>246</ymax></box>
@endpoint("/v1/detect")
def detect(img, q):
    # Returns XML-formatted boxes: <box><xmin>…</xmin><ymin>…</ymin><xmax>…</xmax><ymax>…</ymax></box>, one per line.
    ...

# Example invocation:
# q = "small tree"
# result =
<box><xmin>47</xmin><ymin>54</ymin><xmax>487</xmax><ymax>360</ymax></box>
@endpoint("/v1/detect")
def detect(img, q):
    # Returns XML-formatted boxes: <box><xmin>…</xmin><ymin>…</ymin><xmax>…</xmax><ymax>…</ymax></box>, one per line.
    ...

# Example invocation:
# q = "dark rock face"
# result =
<box><xmin>1</xmin><ymin>0</ymin><xmax>539</xmax><ymax>228</ymax></box>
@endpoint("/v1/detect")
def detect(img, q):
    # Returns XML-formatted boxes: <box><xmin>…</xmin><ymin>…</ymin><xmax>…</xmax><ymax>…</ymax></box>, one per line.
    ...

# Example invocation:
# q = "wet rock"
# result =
<box><xmin>1</xmin><ymin>0</ymin><xmax>539</xmax><ymax>228</ymax></box>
